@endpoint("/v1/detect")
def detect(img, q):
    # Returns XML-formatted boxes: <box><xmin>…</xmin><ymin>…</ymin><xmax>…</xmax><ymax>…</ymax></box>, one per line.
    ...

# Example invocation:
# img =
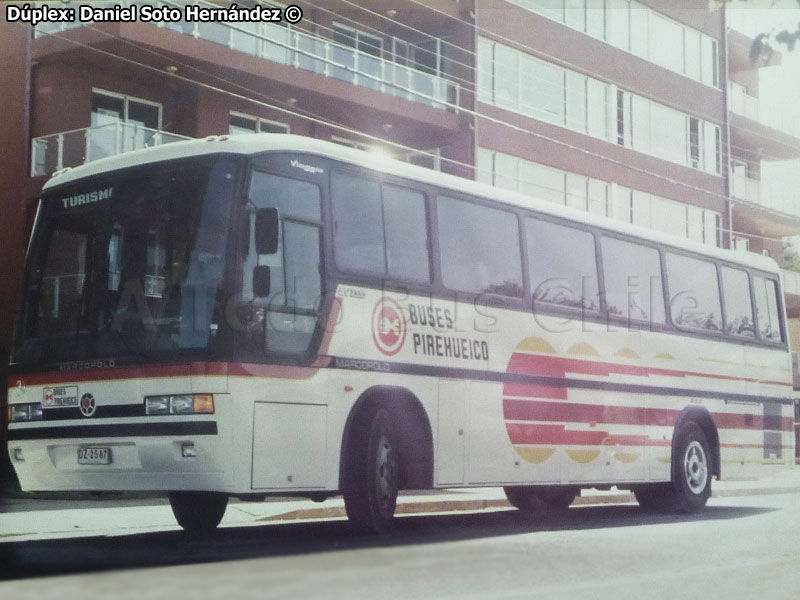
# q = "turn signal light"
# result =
<box><xmin>144</xmin><ymin>395</ymin><xmax>215</xmax><ymax>415</ymax></box>
<box><xmin>193</xmin><ymin>394</ymin><xmax>214</xmax><ymax>414</ymax></box>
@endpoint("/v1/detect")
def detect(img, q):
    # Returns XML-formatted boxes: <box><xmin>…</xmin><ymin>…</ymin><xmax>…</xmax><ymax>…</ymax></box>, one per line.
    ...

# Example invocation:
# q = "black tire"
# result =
<box><xmin>503</xmin><ymin>486</ymin><xmax>577</xmax><ymax>513</ymax></box>
<box><xmin>169</xmin><ymin>491</ymin><xmax>228</xmax><ymax>536</ymax></box>
<box><xmin>670</xmin><ymin>423</ymin><xmax>712</xmax><ymax>512</ymax></box>
<box><xmin>633</xmin><ymin>483</ymin><xmax>673</xmax><ymax>512</ymax></box>
<box><xmin>343</xmin><ymin>407</ymin><xmax>399</xmax><ymax>534</ymax></box>
<box><xmin>537</xmin><ymin>486</ymin><xmax>578</xmax><ymax>511</ymax></box>
<box><xmin>637</xmin><ymin>423</ymin><xmax>712</xmax><ymax>513</ymax></box>
<box><xmin>504</xmin><ymin>486</ymin><xmax>540</xmax><ymax>512</ymax></box>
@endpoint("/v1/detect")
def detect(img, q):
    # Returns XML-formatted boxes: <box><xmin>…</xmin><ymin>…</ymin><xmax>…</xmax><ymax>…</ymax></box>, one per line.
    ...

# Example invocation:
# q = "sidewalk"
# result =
<box><xmin>2</xmin><ymin>468</ymin><xmax>799</xmax><ymax>542</ymax></box>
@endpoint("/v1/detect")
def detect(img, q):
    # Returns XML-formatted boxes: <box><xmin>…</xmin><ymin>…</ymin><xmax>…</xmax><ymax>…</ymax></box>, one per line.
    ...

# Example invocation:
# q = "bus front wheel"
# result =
<box><xmin>343</xmin><ymin>407</ymin><xmax>399</xmax><ymax>534</ymax></box>
<box><xmin>169</xmin><ymin>491</ymin><xmax>228</xmax><ymax>535</ymax></box>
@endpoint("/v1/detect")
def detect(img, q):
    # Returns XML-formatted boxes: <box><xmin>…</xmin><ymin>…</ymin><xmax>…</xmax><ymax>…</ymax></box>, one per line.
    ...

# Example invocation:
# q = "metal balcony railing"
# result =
<box><xmin>31</xmin><ymin>123</ymin><xmax>192</xmax><ymax>177</ymax></box>
<box><xmin>729</xmin><ymin>82</ymin><xmax>800</xmax><ymax>140</ymax></box>
<box><xmin>32</xmin><ymin>0</ymin><xmax>460</xmax><ymax>112</ymax></box>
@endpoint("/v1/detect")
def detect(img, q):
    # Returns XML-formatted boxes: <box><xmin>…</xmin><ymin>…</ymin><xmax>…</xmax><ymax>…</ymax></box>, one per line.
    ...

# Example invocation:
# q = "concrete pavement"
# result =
<box><xmin>2</xmin><ymin>467</ymin><xmax>799</xmax><ymax>542</ymax></box>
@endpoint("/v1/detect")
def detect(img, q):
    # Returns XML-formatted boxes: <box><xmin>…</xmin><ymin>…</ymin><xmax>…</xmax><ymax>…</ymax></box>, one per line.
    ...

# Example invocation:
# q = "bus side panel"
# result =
<box><xmin>326</xmin><ymin>285</ymin><xmax>794</xmax><ymax>490</ymax></box>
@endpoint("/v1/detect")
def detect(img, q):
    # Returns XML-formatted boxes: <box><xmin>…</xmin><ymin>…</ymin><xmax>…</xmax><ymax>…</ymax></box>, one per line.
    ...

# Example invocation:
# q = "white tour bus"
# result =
<box><xmin>7</xmin><ymin>135</ymin><xmax>795</xmax><ymax>534</ymax></box>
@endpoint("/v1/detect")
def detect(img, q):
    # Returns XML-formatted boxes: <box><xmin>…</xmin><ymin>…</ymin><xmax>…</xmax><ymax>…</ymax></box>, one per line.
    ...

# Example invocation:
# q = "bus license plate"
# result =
<box><xmin>77</xmin><ymin>447</ymin><xmax>111</xmax><ymax>465</ymax></box>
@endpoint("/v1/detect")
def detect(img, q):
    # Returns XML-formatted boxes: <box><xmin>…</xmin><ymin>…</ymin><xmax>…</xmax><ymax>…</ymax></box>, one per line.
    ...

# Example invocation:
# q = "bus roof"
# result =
<box><xmin>43</xmin><ymin>133</ymin><xmax>779</xmax><ymax>274</ymax></box>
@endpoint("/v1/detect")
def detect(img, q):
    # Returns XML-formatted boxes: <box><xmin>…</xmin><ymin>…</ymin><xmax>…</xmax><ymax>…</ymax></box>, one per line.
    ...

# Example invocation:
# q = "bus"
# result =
<box><xmin>6</xmin><ymin>134</ymin><xmax>795</xmax><ymax>534</ymax></box>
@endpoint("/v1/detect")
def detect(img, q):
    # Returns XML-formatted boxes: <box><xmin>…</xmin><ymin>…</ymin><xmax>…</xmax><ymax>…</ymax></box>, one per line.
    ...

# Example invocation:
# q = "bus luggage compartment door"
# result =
<box><xmin>251</xmin><ymin>402</ymin><xmax>327</xmax><ymax>489</ymax></box>
<box><xmin>436</xmin><ymin>379</ymin><xmax>468</xmax><ymax>485</ymax></box>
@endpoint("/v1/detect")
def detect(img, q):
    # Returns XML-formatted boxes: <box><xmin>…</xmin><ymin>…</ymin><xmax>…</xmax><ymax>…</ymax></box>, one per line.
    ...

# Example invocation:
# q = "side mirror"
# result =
<box><xmin>253</xmin><ymin>265</ymin><xmax>271</xmax><ymax>298</ymax></box>
<box><xmin>255</xmin><ymin>208</ymin><xmax>280</xmax><ymax>255</ymax></box>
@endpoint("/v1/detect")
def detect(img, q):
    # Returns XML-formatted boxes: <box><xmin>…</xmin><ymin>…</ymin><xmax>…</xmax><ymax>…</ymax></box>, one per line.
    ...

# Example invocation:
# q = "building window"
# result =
<box><xmin>229</xmin><ymin>112</ymin><xmax>289</xmax><ymax>135</ymax></box>
<box><xmin>477</xmin><ymin>38</ymin><xmax>721</xmax><ymax>173</ymax></box>
<box><xmin>333</xmin><ymin>24</ymin><xmax>383</xmax><ymax>57</ymax></box>
<box><xmin>90</xmin><ymin>90</ymin><xmax>162</xmax><ymax>160</ymax></box>
<box><xmin>406</xmin><ymin>148</ymin><xmax>442</xmax><ymax>171</ymax></box>
<box><xmin>330</xmin><ymin>136</ymin><xmax>373</xmax><ymax>152</ymax></box>
<box><xmin>507</xmin><ymin>0</ymin><xmax>719</xmax><ymax>87</ymax></box>
<box><xmin>478</xmin><ymin>148</ymin><xmax>722</xmax><ymax>247</ymax></box>
<box><xmin>732</xmin><ymin>236</ymin><xmax>750</xmax><ymax>252</ymax></box>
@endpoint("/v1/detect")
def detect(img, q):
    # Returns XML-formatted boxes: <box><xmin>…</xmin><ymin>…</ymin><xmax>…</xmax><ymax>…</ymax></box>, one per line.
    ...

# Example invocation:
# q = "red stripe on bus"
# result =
<box><xmin>506</xmin><ymin>353</ymin><xmax>792</xmax><ymax>388</ymax></box>
<box><xmin>503</xmin><ymin>398</ymin><xmax>794</xmax><ymax>432</ymax></box>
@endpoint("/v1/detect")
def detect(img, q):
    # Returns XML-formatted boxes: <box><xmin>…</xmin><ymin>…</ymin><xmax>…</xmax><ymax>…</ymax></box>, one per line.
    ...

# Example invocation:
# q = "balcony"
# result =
<box><xmin>729</xmin><ymin>82</ymin><xmax>800</xmax><ymax>140</ymax></box>
<box><xmin>31</xmin><ymin>123</ymin><xmax>192</xmax><ymax>177</ymax></box>
<box><xmin>783</xmin><ymin>269</ymin><xmax>800</xmax><ymax>297</ymax></box>
<box><xmin>732</xmin><ymin>174</ymin><xmax>800</xmax><ymax>219</ymax></box>
<box><xmin>731</xmin><ymin>175</ymin><xmax>761</xmax><ymax>205</ymax></box>
<box><xmin>32</xmin><ymin>0</ymin><xmax>460</xmax><ymax>112</ymax></box>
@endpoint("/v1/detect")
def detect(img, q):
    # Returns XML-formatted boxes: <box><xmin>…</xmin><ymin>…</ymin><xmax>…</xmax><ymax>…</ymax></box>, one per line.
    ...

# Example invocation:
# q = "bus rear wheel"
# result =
<box><xmin>169</xmin><ymin>491</ymin><xmax>228</xmax><ymax>535</ymax></box>
<box><xmin>636</xmin><ymin>423</ymin><xmax>712</xmax><ymax>513</ymax></box>
<box><xmin>343</xmin><ymin>407</ymin><xmax>399</xmax><ymax>534</ymax></box>
<box><xmin>504</xmin><ymin>486</ymin><xmax>577</xmax><ymax>513</ymax></box>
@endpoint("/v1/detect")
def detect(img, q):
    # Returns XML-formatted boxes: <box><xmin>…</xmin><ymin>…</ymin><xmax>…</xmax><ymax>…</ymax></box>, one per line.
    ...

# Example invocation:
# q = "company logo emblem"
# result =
<box><xmin>371</xmin><ymin>298</ymin><xmax>407</xmax><ymax>356</ymax></box>
<box><xmin>79</xmin><ymin>393</ymin><xmax>97</xmax><ymax>418</ymax></box>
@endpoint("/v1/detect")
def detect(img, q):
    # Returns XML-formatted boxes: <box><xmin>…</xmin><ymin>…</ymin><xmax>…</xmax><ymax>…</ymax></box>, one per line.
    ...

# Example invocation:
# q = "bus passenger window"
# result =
<box><xmin>754</xmin><ymin>276</ymin><xmax>783</xmax><ymax>342</ymax></box>
<box><xmin>666</xmin><ymin>253</ymin><xmax>722</xmax><ymax>332</ymax></box>
<box><xmin>601</xmin><ymin>237</ymin><xmax>666</xmax><ymax>324</ymax></box>
<box><xmin>331</xmin><ymin>173</ymin><xmax>430</xmax><ymax>282</ymax></box>
<box><xmin>527</xmin><ymin>219</ymin><xmax>599</xmax><ymax>310</ymax></box>
<box><xmin>721</xmin><ymin>267</ymin><xmax>755</xmax><ymax>337</ymax></box>
<box><xmin>437</xmin><ymin>196</ymin><xmax>523</xmax><ymax>297</ymax></box>
<box><xmin>331</xmin><ymin>173</ymin><xmax>385</xmax><ymax>274</ymax></box>
<box><xmin>382</xmin><ymin>185</ymin><xmax>430</xmax><ymax>282</ymax></box>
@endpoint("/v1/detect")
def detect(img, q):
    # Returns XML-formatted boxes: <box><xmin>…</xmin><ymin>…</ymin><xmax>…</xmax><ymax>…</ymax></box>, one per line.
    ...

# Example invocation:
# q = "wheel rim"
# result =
<box><xmin>683</xmin><ymin>440</ymin><xmax>708</xmax><ymax>494</ymax></box>
<box><xmin>375</xmin><ymin>435</ymin><xmax>397</xmax><ymax>516</ymax></box>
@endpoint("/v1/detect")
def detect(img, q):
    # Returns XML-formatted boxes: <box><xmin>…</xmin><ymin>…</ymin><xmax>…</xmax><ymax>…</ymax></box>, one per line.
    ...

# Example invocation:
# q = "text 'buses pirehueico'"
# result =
<box><xmin>7</xmin><ymin>135</ymin><xmax>795</xmax><ymax>534</ymax></box>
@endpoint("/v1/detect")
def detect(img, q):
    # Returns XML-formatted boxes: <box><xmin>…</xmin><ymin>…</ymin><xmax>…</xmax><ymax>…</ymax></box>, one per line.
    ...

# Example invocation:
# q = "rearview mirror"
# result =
<box><xmin>253</xmin><ymin>265</ymin><xmax>271</xmax><ymax>298</ymax></box>
<box><xmin>255</xmin><ymin>208</ymin><xmax>280</xmax><ymax>255</ymax></box>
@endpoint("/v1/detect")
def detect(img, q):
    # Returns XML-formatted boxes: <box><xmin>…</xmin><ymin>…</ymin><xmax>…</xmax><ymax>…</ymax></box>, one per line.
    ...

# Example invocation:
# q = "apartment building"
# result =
<box><xmin>1</xmin><ymin>0</ymin><xmax>799</xmax><ymax>462</ymax></box>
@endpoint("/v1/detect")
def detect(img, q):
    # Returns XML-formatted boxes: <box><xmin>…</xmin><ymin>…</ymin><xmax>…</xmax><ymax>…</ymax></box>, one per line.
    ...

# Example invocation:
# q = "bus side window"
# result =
<box><xmin>721</xmin><ymin>266</ymin><xmax>755</xmax><ymax>338</ymax></box>
<box><xmin>437</xmin><ymin>195</ymin><xmax>523</xmax><ymax>297</ymax></box>
<box><xmin>666</xmin><ymin>253</ymin><xmax>722</xmax><ymax>332</ymax></box>
<box><xmin>754</xmin><ymin>276</ymin><xmax>783</xmax><ymax>342</ymax></box>
<box><xmin>601</xmin><ymin>237</ymin><xmax>665</xmax><ymax>325</ymax></box>
<box><xmin>331</xmin><ymin>172</ymin><xmax>385</xmax><ymax>274</ymax></box>
<box><xmin>527</xmin><ymin>218</ymin><xmax>599</xmax><ymax>311</ymax></box>
<box><xmin>331</xmin><ymin>172</ymin><xmax>430</xmax><ymax>283</ymax></box>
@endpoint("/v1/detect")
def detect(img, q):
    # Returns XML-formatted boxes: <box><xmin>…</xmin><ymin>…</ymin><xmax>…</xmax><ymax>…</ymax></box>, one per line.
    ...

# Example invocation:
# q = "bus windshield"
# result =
<box><xmin>13</xmin><ymin>157</ymin><xmax>238</xmax><ymax>365</ymax></box>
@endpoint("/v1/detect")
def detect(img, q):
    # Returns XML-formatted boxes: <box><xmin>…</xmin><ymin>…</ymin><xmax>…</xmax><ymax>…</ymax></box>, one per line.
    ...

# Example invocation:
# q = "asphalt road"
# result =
<box><xmin>2</xmin><ymin>494</ymin><xmax>799</xmax><ymax>599</ymax></box>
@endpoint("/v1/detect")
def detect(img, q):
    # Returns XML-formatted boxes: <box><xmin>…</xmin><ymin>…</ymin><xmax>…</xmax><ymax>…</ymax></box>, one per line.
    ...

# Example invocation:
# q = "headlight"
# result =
<box><xmin>170</xmin><ymin>395</ymin><xmax>194</xmax><ymax>414</ymax></box>
<box><xmin>144</xmin><ymin>394</ymin><xmax>214</xmax><ymax>415</ymax></box>
<box><xmin>145</xmin><ymin>396</ymin><xmax>170</xmax><ymax>415</ymax></box>
<box><xmin>9</xmin><ymin>403</ymin><xmax>44</xmax><ymax>422</ymax></box>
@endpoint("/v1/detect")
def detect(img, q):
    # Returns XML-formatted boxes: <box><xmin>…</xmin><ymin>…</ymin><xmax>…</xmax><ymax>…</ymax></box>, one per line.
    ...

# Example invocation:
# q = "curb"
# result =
<box><xmin>258</xmin><ymin>487</ymin><xmax>800</xmax><ymax>523</ymax></box>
